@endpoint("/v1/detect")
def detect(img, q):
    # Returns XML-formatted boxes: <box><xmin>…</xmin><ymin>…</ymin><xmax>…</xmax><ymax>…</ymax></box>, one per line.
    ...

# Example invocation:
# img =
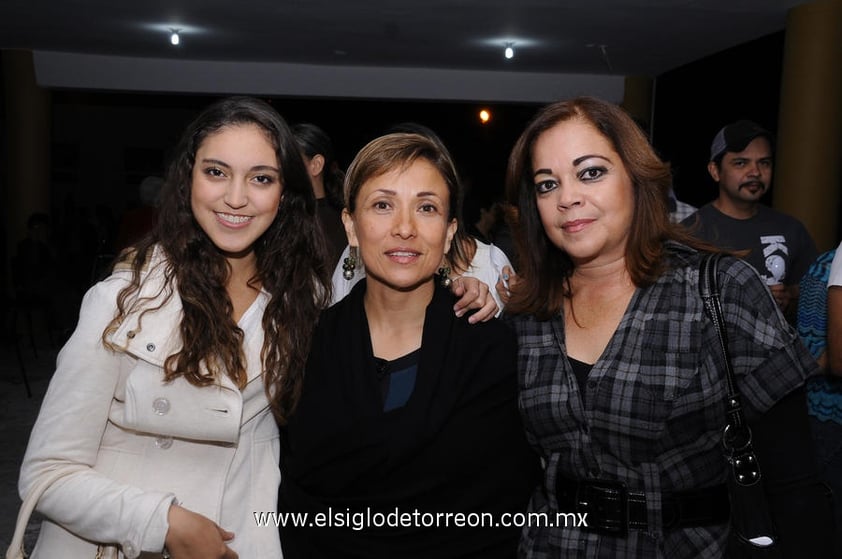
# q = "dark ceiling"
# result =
<box><xmin>0</xmin><ymin>0</ymin><xmax>807</xmax><ymax>85</ymax></box>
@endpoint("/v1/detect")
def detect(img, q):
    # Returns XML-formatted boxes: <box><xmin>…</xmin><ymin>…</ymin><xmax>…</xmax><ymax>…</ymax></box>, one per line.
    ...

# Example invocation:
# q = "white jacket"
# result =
<box><xmin>19</xmin><ymin>248</ymin><xmax>282</xmax><ymax>558</ymax></box>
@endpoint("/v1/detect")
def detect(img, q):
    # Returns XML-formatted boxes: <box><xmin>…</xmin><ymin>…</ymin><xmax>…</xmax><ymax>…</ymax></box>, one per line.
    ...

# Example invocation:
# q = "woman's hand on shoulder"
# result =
<box><xmin>495</xmin><ymin>265</ymin><xmax>517</xmax><ymax>306</ymax></box>
<box><xmin>450</xmin><ymin>276</ymin><xmax>498</xmax><ymax>323</ymax></box>
<box><xmin>165</xmin><ymin>504</ymin><xmax>238</xmax><ymax>559</ymax></box>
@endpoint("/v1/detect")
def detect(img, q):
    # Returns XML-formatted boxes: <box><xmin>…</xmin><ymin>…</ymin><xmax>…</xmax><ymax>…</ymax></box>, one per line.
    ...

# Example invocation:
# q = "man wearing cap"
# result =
<box><xmin>682</xmin><ymin>119</ymin><xmax>817</xmax><ymax>319</ymax></box>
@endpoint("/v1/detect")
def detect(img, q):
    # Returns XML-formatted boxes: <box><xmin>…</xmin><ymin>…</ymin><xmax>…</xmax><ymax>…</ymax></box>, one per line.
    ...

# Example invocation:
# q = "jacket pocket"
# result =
<box><xmin>121</xmin><ymin>360</ymin><xmax>242</xmax><ymax>444</ymax></box>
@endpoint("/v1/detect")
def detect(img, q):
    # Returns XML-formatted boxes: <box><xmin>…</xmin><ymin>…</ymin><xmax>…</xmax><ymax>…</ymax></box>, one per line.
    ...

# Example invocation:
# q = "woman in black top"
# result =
<box><xmin>279</xmin><ymin>132</ymin><xmax>540</xmax><ymax>558</ymax></box>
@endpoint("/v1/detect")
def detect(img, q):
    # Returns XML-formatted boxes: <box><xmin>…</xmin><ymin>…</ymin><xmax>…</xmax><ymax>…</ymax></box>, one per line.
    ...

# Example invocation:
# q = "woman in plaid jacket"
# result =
<box><xmin>501</xmin><ymin>97</ymin><xmax>832</xmax><ymax>558</ymax></box>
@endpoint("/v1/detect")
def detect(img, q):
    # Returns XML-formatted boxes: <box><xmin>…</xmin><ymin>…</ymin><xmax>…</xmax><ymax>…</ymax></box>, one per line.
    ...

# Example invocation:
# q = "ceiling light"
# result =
<box><xmin>504</xmin><ymin>43</ymin><xmax>514</xmax><ymax>59</ymax></box>
<box><xmin>479</xmin><ymin>109</ymin><xmax>491</xmax><ymax>124</ymax></box>
<box><xmin>170</xmin><ymin>29</ymin><xmax>181</xmax><ymax>46</ymax></box>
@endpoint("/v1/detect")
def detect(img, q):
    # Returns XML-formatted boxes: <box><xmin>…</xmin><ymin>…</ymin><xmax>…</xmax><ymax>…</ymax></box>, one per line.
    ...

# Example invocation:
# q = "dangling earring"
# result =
<box><xmin>342</xmin><ymin>247</ymin><xmax>358</xmax><ymax>281</ymax></box>
<box><xmin>437</xmin><ymin>266</ymin><xmax>452</xmax><ymax>288</ymax></box>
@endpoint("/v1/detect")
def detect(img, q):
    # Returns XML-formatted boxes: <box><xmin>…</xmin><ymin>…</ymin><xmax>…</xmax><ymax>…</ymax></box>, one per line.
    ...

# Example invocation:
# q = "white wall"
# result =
<box><xmin>34</xmin><ymin>51</ymin><xmax>625</xmax><ymax>104</ymax></box>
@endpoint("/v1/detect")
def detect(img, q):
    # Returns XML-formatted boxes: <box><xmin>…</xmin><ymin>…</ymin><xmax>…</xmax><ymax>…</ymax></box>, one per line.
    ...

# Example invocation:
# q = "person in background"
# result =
<box><xmin>18</xmin><ymin>96</ymin><xmax>331</xmax><ymax>559</ymax></box>
<box><xmin>292</xmin><ymin>123</ymin><xmax>348</xmax><ymax>268</ymax></box>
<box><xmin>681</xmin><ymin>120</ymin><xmax>817</xmax><ymax>320</ymax></box>
<box><xmin>463</xmin><ymin>194</ymin><xmax>499</xmax><ymax>244</ymax></box>
<box><xmin>829</xmin><ymin>245</ymin><xmax>842</xmax><ymax>375</ymax></box>
<box><xmin>465</xmin><ymin>197</ymin><xmax>519</xmax><ymax>268</ymax></box>
<box><xmin>114</xmin><ymin>175</ymin><xmax>164</xmax><ymax>253</ymax></box>
<box><xmin>797</xmin><ymin>241</ymin><xmax>842</xmax><ymax>555</ymax></box>
<box><xmin>504</xmin><ymin>96</ymin><xmax>832</xmax><ymax>557</ymax></box>
<box><xmin>667</xmin><ymin>187</ymin><xmax>696</xmax><ymax>224</ymax></box>
<box><xmin>331</xmin><ymin>122</ymin><xmax>510</xmax><ymax>316</ymax></box>
<box><xmin>279</xmin><ymin>132</ymin><xmax>540</xmax><ymax>558</ymax></box>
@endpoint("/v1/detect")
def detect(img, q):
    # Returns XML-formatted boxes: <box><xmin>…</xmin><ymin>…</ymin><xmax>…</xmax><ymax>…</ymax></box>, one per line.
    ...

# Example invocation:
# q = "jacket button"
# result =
<box><xmin>146</xmin><ymin>343</ymin><xmax>156</xmax><ymax>352</ymax></box>
<box><xmin>155</xmin><ymin>436</ymin><xmax>173</xmax><ymax>449</ymax></box>
<box><xmin>122</xmin><ymin>541</ymin><xmax>138</xmax><ymax>558</ymax></box>
<box><xmin>152</xmin><ymin>397</ymin><xmax>170</xmax><ymax>415</ymax></box>
<box><xmin>126</xmin><ymin>330</ymin><xmax>136</xmax><ymax>339</ymax></box>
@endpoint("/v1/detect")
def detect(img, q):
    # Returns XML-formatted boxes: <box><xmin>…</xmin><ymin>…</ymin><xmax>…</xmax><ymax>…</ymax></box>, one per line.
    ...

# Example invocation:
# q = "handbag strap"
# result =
<box><xmin>5</xmin><ymin>465</ymin><xmax>88</xmax><ymax>559</ymax></box>
<box><xmin>698</xmin><ymin>253</ymin><xmax>751</xmax><ymax>446</ymax></box>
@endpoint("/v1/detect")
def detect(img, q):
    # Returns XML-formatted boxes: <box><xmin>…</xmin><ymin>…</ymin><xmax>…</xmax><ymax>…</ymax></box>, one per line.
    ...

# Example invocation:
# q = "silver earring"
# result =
<box><xmin>342</xmin><ymin>248</ymin><xmax>357</xmax><ymax>281</ymax></box>
<box><xmin>438</xmin><ymin>266</ymin><xmax>452</xmax><ymax>288</ymax></box>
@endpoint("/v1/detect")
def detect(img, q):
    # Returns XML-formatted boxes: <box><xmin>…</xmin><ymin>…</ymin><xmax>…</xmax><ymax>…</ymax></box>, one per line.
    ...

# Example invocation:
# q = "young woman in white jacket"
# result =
<box><xmin>18</xmin><ymin>96</ymin><xmax>332</xmax><ymax>559</ymax></box>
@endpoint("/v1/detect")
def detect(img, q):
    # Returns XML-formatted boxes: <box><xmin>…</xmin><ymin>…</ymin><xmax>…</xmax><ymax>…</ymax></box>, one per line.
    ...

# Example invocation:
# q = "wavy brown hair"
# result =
<box><xmin>103</xmin><ymin>96</ymin><xmax>331</xmax><ymax>424</ymax></box>
<box><xmin>505</xmin><ymin>96</ymin><xmax>711</xmax><ymax>319</ymax></box>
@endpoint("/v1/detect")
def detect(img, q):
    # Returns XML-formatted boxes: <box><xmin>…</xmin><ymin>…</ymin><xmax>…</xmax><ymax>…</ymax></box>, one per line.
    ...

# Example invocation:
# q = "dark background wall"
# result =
<box><xmin>39</xmin><ymin>31</ymin><xmax>791</xmax><ymax>245</ymax></box>
<box><xmin>48</xmin><ymin>92</ymin><xmax>542</xmax><ymax>224</ymax></box>
<box><xmin>652</xmin><ymin>31</ymin><xmax>786</xmax><ymax>210</ymax></box>
<box><xmin>1</xmin><ymin>29</ymin><xmax>813</xmax><ymax>318</ymax></box>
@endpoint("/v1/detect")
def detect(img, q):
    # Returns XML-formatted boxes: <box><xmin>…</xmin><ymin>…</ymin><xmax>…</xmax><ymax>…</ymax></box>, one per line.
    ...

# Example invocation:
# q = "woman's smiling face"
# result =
<box><xmin>190</xmin><ymin>123</ymin><xmax>282</xmax><ymax>261</ymax></box>
<box><xmin>532</xmin><ymin>117</ymin><xmax>634</xmax><ymax>268</ymax></box>
<box><xmin>343</xmin><ymin>158</ymin><xmax>457</xmax><ymax>293</ymax></box>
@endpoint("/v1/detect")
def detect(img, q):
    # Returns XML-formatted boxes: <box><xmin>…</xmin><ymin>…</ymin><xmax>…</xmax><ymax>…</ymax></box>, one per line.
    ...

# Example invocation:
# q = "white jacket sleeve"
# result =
<box><xmin>461</xmin><ymin>240</ymin><xmax>511</xmax><ymax>314</ymax></box>
<box><xmin>19</xmin><ymin>277</ymin><xmax>174</xmax><ymax>558</ymax></box>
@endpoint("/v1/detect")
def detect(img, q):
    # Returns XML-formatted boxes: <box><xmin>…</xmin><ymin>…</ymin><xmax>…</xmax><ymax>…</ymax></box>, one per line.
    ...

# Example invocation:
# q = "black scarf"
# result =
<box><xmin>279</xmin><ymin>280</ymin><xmax>540</xmax><ymax>558</ymax></box>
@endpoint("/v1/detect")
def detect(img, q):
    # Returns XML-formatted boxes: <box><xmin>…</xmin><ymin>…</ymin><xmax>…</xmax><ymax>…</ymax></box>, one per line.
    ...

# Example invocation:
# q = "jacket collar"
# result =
<box><xmin>108</xmin><ymin>247</ymin><xmax>182</xmax><ymax>363</ymax></box>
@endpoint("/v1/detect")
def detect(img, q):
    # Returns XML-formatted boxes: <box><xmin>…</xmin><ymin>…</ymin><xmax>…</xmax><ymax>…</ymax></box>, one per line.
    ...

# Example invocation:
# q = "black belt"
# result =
<box><xmin>555</xmin><ymin>475</ymin><xmax>729</xmax><ymax>535</ymax></box>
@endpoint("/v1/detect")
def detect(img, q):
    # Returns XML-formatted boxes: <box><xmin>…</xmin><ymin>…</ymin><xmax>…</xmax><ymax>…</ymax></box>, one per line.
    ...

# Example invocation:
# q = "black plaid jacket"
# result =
<box><xmin>511</xmin><ymin>242</ymin><xmax>817</xmax><ymax>558</ymax></box>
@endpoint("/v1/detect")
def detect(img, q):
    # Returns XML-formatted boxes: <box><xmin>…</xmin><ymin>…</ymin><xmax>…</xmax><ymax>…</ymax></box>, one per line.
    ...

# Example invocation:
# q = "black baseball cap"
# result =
<box><xmin>709</xmin><ymin>120</ymin><xmax>773</xmax><ymax>161</ymax></box>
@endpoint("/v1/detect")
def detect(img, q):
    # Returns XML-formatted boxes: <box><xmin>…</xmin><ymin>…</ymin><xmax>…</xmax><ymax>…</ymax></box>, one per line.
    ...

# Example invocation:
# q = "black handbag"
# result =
<box><xmin>699</xmin><ymin>253</ymin><xmax>782</xmax><ymax>557</ymax></box>
<box><xmin>699</xmin><ymin>252</ymin><xmax>837</xmax><ymax>558</ymax></box>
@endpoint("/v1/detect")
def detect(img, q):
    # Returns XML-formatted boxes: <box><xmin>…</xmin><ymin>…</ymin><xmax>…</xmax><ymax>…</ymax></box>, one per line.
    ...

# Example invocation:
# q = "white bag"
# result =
<box><xmin>4</xmin><ymin>465</ymin><xmax>110</xmax><ymax>559</ymax></box>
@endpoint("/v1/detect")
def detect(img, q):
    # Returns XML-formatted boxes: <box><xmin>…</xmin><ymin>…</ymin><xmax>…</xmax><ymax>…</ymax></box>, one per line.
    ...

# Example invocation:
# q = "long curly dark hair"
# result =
<box><xmin>103</xmin><ymin>96</ymin><xmax>331</xmax><ymax>424</ymax></box>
